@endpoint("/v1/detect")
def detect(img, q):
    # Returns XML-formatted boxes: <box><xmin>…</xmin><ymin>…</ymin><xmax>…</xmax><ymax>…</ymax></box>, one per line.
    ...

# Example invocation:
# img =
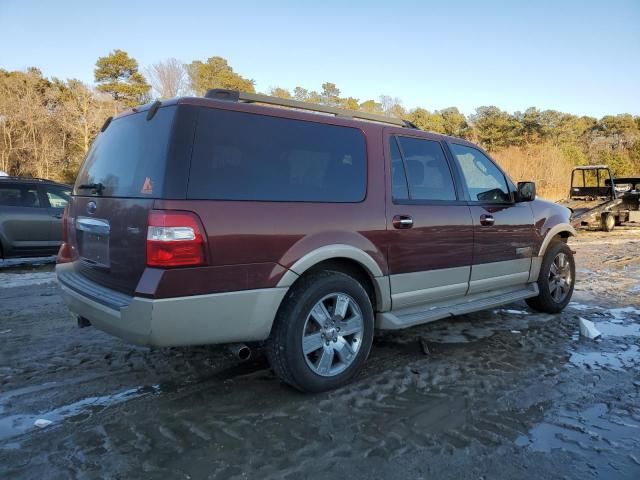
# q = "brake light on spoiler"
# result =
<box><xmin>146</xmin><ymin>210</ymin><xmax>206</xmax><ymax>267</ymax></box>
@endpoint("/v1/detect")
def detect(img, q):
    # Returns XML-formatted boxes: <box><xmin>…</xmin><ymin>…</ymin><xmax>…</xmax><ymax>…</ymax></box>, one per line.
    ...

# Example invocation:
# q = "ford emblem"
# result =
<box><xmin>87</xmin><ymin>201</ymin><xmax>97</xmax><ymax>214</ymax></box>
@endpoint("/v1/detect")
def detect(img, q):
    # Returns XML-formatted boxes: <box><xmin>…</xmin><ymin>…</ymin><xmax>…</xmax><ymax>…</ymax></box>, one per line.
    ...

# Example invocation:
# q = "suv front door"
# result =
<box><xmin>385</xmin><ymin>131</ymin><xmax>473</xmax><ymax>310</ymax></box>
<box><xmin>0</xmin><ymin>182</ymin><xmax>52</xmax><ymax>257</ymax></box>
<box><xmin>43</xmin><ymin>184</ymin><xmax>71</xmax><ymax>244</ymax></box>
<box><xmin>447</xmin><ymin>142</ymin><xmax>536</xmax><ymax>295</ymax></box>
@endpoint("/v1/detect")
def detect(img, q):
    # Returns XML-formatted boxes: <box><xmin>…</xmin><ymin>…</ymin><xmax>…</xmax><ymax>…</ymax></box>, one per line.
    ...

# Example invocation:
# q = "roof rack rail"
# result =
<box><xmin>204</xmin><ymin>89</ymin><xmax>417</xmax><ymax>129</ymax></box>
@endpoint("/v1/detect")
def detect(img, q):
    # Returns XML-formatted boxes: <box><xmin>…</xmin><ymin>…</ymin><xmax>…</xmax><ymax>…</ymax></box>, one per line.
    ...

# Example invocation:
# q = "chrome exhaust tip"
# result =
<box><xmin>229</xmin><ymin>343</ymin><xmax>251</xmax><ymax>361</ymax></box>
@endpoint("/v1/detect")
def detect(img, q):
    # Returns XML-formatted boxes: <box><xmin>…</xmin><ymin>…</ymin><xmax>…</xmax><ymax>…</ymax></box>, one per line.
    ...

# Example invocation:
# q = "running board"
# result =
<box><xmin>376</xmin><ymin>283</ymin><xmax>539</xmax><ymax>330</ymax></box>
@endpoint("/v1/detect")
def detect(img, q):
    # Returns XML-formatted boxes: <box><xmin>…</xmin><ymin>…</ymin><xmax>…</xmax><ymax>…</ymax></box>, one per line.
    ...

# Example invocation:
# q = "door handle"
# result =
<box><xmin>393</xmin><ymin>215</ymin><xmax>414</xmax><ymax>229</ymax></box>
<box><xmin>480</xmin><ymin>214</ymin><xmax>495</xmax><ymax>226</ymax></box>
<box><xmin>52</xmin><ymin>213</ymin><xmax>63</xmax><ymax>219</ymax></box>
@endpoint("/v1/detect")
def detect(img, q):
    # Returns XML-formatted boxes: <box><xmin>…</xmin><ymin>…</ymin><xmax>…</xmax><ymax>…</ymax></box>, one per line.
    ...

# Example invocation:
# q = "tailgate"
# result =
<box><xmin>69</xmin><ymin>196</ymin><xmax>154</xmax><ymax>295</ymax></box>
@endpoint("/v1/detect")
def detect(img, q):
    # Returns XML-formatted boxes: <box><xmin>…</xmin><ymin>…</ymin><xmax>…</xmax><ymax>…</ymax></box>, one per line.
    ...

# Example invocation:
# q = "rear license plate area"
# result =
<box><xmin>76</xmin><ymin>217</ymin><xmax>111</xmax><ymax>268</ymax></box>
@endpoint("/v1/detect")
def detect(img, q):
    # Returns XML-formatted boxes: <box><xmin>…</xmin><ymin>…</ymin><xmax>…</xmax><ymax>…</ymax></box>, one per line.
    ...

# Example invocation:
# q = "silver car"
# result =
<box><xmin>0</xmin><ymin>177</ymin><xmax>71</xmax><ymax>259</ymax></box>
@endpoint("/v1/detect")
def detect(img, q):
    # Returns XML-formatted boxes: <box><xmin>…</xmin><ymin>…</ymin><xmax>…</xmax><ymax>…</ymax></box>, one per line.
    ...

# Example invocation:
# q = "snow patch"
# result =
<box><xmin>608</xmin><ymin>306</ymin><xmax>640</xmax><ymax>319</ymax></box>
<box><xmin>0</xmin><ymin>272</ymin><xmax>56</xmax><ymax>288</ymax></box>
<box><xmin>579</xmin><ymin>318</ymin><xmax>602</xmax><ymax>340</ymax></box>
<box><xmin>0</xmin><ymin>256</ymin><xmax>56</xmax><ymax>269</ymax></box>
<box><xmin>569</xmin><ymin>302</ymin><xmax>602</xmax><ymax>311</ymax></box>
<box><xmin>497</xmin><ymin>309</ymin><xmax>529</xmax><ymax>315</ymax></box>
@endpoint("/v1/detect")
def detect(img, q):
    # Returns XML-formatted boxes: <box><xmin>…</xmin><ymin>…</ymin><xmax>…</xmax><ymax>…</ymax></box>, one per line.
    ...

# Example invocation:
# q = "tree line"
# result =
<box><xmin>1</xmin><ymin>50</ymin><xmax>638</xmax><ymax>195</ymax></box>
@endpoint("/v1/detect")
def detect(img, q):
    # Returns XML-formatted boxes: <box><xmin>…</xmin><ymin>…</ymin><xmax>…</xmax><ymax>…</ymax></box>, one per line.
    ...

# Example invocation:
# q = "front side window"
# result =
<box><xmin>450</xmin><ymin>144</ymin><xmax>511</xmax><ymax>202</ymax></box>
<box><xmin>188</xmin><ymin>108</ymin><xmax>367</xmax><ymax>202</ymax></box>
<box><xmin>46</xmin><ymin>187</ymin><xmax>71</xmax><ymax>208</ymax></box>
<box><xmin>392</xmin><ymin>136</ymin><xmax>456</xmax><ymax>201</ymax></box>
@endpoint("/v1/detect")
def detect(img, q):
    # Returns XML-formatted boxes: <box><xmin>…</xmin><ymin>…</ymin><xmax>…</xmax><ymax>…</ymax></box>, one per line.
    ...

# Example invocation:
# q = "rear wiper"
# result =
<box><xmin>78</xmin><ymin>182</ymin><xmax>104</xmax><ymax>195</ymax></box>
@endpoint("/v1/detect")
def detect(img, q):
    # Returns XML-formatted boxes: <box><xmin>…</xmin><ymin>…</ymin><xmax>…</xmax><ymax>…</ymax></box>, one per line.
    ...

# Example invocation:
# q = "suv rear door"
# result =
<box><xmin>447</xmin><ymin>142</ymin><xmax>536</xmax><ymax>294</ymax></box>
<box><xmin>384</xmin><ymin>131</ymin><xmax>473</xmax><ymax>310</ymax></box>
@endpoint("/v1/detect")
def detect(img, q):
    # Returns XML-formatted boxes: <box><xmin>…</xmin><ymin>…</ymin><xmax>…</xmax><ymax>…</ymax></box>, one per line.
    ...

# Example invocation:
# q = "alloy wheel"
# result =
<box><xmin>301</xmin><ymin>293</ymin><xmax>364</xmax><ymax>377</ymax></box>
<box><xmin>548</xmin><ymin>252</ymin><xmax>573</xmax><ymax>302</ymax></box>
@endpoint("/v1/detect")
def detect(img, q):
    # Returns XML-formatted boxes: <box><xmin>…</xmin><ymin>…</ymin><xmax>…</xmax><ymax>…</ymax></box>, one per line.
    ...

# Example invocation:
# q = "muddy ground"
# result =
<box><xmin>1</xmin><ymin>228</ymin><xmax>639</xmax><ymax>479</ymax></box>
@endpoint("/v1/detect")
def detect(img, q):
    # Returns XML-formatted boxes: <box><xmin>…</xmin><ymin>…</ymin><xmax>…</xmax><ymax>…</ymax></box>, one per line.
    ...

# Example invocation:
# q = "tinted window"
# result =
<box><xmin>75</xmin><ymin>107</ymin><xmax>175</xmax><ymax>198</ymax></box>
<box><xmin>390</xmin><ymin>137</ymin><xmax>409</xmax><ymax>200</ymax></box>
<box><xmin>396</xmin><ymin>137</ymin><xmax>456</xmax><ymax>201</ymax></box>
<box><xmin>188</xmin><ymin>108</ymin><xmax>366</xmax><ymax>202</ymax></box>
<box><xmin>0</xmin><ymin>185</ymin><xmax>40</xmax><ymax>207</ymax></box>
<box><xmin>450</xmin><ymin>144</ymin><xmax>510</xmax><ymax>202</ymax></box>
<box><xmin>46</xmin><ymin>187</ymin><xmax>71</xmax><ymax>208</ymax></box>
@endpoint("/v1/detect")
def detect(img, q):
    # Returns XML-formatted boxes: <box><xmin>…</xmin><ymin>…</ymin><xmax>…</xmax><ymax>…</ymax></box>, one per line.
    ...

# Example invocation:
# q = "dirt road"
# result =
<box><xmin>1</xmin><ymin>228</ymin><xmax>639</xmax><ymax>479</ymax></box>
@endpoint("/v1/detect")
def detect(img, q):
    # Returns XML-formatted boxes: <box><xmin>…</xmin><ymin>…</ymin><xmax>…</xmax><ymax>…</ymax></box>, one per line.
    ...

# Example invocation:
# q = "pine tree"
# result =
<box><xmin>94</xmin><ymin>49</ymin><xmax>151</xmax><ymax>108</ymax></box>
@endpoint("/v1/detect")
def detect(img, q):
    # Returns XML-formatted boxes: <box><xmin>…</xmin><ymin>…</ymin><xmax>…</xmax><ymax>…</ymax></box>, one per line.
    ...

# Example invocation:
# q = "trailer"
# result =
<box><xmin>557</xmin><ymin>165</ymin><xmax>639</xmax><ymax>232</ymax></box>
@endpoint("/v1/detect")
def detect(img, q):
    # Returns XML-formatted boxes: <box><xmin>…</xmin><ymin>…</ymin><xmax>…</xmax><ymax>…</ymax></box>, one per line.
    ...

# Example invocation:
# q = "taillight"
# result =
<box><xmin>56</xmin><ymin>205</ymin><xmax>72</xmax><ymax>264</ymax></box>
<box><xmin>146</xmin><ymin>210</ymin><xmax>206</xmax><ymax>267</ymax></box>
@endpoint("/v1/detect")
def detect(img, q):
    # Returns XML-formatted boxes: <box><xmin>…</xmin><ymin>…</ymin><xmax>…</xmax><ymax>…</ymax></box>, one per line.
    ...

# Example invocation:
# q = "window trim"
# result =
<box><xmin>389</xmin><ymin>135</ymin><xmax>463</xmax><ymax>205</ymax></box>
<box><xmin>390</xmin><ymin>136</ymin><xmax>410</xmax><ymax>201</ymax></box>
<box><xmin>186</xmin><ymin>106</ymin><xmax>369</xmax><ymax>204</ymax></box>
<box><xmin>445</xmin><ymin>141</ymin><xmax>516</xmax><ymax>205</ymax></box>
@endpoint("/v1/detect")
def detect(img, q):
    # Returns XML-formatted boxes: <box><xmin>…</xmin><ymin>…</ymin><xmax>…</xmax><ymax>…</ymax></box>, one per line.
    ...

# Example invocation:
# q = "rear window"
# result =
<box><xmin>75</xmin><ymin>107</ymin><xmax>176</xmax><ymax>198</ymax></box>
<box><xmin>187</xmin><ymin>108</ymin><xmax>367</xmax><ymax>202</ymax></box>
<box><xmin>0</xmin><ymin>184</ymin><xmax>41</xmax><ymax>207</ymax></box>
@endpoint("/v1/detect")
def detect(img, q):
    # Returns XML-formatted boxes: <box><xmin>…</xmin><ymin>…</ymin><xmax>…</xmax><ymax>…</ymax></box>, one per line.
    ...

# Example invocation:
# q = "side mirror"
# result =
<box><xmin>516</xmin><ymin>181</ymin><xmax>536</xmax><ymax>202</ymax></box>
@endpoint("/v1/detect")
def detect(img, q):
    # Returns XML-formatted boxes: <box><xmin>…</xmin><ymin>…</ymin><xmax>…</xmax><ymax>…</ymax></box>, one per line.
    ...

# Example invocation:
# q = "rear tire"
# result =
<box><xmin>526</xmin><ymin>240</ymin><xmax>575</xmax><ymax>314</ymax></box>
<box><xmin>601</xmin><ymin>213</ymin><xmax>615</xmax><ymax>232</ymax></box>
<box><xmin>266</xmin><ymin>271</ymin><xmax>374</xmax><ymax>393</ymax></box>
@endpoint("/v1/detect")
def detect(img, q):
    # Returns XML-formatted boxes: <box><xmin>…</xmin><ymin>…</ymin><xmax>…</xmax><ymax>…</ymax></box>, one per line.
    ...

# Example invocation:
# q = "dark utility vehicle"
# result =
<box><xmin>56</xmin><ymin>90</ymin><xmax>577</xmax><ymax>392</ymax></box>
<box><xmin>559</xmin><ymin>165</ymin><xmax>640</xmax><ymax>232</ymax></box>
<box><xmin>0</xmin><ymin>177</ymin><xmax>71</xmax><ymax>259</ymax></box>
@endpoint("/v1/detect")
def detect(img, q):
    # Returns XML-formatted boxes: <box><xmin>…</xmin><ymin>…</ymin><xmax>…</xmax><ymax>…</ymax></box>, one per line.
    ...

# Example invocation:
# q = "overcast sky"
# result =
<box><xmin>1</xmin><ymin>0</ymin><xmax>638</xmax><ymax>117</ymax></box>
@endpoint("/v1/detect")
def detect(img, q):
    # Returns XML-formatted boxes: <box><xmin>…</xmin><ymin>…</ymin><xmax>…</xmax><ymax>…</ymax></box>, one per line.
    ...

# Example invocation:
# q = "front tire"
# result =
<box><xmin>526</xmin><ymin>240</ymin><xmax>575</xmax><ymax>313</ymax></box>
<box><xmin>266</xmin><ymin>271</ymin><xmax>374</xmax><ymax>393</ymax></box>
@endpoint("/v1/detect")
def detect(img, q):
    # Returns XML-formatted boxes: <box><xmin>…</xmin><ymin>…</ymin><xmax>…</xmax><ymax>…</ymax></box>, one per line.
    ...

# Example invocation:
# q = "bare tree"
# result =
<box><xmin>379</xmin><ymin>95</ymin><xmax>405</xmax><ymax>118</ymax></box>
<box><xmin>145</xmin><ymin>58</ymin><xmax>188</xmax><ymax>99</ymax></box>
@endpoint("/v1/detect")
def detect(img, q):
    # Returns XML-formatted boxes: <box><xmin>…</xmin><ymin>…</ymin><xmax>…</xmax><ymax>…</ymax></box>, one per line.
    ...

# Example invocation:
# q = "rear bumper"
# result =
<box><xmin>56</xmin><ymin>263</ymin><xmax>288</xmax><ymax>347</ymax></box>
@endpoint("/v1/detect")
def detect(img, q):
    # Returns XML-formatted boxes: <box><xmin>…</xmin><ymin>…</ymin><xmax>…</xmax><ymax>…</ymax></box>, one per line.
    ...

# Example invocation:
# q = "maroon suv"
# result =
<box><xmin>56</xmin><ymin>90</ymin><xmax>577</xmax><ymax>392</ymax></box>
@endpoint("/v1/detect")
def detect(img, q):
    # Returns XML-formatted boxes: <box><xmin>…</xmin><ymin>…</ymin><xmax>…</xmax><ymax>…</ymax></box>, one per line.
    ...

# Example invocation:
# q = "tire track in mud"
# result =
<box><xmin>2</xmin><ymin>228</ymin><xmax>640</xmax><ymax>479</ymax></box>
<box><xmin>3</xmin><ymin>299</ymin><xmax>639</xmax><ymax>479</ymax></box>
<box><xmin>4</xmin><ymin>309</ymin><xmax>624</xmax><ymax>480</ymax></box>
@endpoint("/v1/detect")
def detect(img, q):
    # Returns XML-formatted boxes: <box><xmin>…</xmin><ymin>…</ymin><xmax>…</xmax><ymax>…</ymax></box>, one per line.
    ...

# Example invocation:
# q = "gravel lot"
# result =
<box><xmin>1</xmin><ymin>228</ymin><xmax>639</xmax><ymax>479</ymax></box>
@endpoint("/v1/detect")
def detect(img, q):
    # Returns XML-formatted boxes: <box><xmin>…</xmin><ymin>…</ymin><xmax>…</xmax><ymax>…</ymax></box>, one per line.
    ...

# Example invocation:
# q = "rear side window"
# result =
<box><xmin>450</xmin><ymin>144</ymin><xmax>511</xmax><ymax>202</ymax></box>
<box><xmin>0</xmin><ymin>185</ymin><xmax>41</xmax><ymax>207</ymax></box>
<box><xmin>75</xmin><ymin>107</ymin><xmax>176</xmax><ymax>198</ymax></box>
<box><xmin>188</xmin><ymin>108</ymin><xmax>367</xmax><ymax>202</ymax></box>
<box><xmin>393</xmin><ymin>137</ymin><xmax>456</xmax><ymax>201</ymax></box>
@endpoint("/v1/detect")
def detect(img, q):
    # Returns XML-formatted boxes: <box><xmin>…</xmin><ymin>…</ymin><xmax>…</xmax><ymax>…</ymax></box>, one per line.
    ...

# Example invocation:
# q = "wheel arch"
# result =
<box><xmin>538</xmin><ymin>223</ymin><xmax>577</xmax><ymax>257</ymax></box>
<box><xmin>277</xmin><ymin>245</ymin><xmax>391</xmax><ymax>312</ymax></box>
